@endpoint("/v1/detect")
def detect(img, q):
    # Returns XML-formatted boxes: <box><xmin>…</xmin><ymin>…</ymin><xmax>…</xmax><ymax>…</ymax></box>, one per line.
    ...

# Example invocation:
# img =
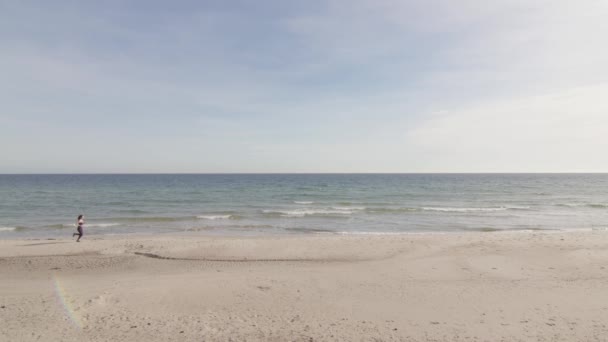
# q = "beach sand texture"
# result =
<box><xmin>1</xmin><ymin>232</ymin><xmax>608</xmax><ymax>341</ymax></box>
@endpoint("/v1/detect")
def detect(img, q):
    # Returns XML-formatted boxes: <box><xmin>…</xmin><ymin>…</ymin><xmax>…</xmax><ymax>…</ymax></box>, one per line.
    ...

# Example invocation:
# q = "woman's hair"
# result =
<box><xmin>77</xmin><ymin>214</ymin><xmax>83</xmax><ymax>220</ymax></box>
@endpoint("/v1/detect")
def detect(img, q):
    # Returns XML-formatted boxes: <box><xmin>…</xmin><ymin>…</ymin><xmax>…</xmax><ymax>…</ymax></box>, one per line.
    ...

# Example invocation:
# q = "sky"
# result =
<box><xmin>1</xmin><ymin>0</ymin><xmax>607</xmax><ymax>173</ymax></box>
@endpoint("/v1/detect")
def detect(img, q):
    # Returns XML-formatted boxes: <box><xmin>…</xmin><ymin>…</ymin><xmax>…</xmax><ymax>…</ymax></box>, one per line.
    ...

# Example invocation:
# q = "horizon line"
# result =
<box><xmin>1</xmin><ymin>172</ymin><xmax>607</xmax><ymax>175</ymax></box>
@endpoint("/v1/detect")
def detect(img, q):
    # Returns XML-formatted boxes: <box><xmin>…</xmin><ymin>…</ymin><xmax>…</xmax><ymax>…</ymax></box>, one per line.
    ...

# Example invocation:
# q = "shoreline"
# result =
<box><xmin>2</xmin><ymin>231</ymin><xmax>608</xmax><ymax>341</ymax></box>
<box><xmin>1</xmin><ymin>225</ymin><xmax>605</xmax><ymax>241</ymax></box>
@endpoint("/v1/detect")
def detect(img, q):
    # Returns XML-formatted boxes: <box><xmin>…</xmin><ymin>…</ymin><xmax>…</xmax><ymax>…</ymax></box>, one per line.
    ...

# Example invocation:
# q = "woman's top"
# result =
<box><xmin>78</xmin><ymin>219</ymin><xmax>84</xmax><ymax>227</ymax></box>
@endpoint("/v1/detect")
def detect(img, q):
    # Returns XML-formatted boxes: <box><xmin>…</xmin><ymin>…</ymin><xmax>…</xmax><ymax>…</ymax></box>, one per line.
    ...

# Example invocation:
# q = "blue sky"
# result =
<box><xmin>1</xmin><ymin>0</ymin><xmax>607</xmax><ymax>173</ymax></box>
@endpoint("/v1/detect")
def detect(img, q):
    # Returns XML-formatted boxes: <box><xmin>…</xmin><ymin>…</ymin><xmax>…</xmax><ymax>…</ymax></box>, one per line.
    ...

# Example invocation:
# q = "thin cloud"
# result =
<box><xmin>0</xmin><ymin>1</ymin><xmax>607</xmax><ymax>172</ymax></box>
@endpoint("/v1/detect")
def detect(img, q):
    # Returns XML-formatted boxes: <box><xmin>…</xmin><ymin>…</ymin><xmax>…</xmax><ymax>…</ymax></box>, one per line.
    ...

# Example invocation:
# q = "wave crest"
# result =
<box><xmin>88</xmin><ymin>223</ymin><xmax>120</xmax><ymax>228</ymax></box>
<box><xmin>262</xmin><ymin>209</ymin><xmax>355</xmax><ymax>217</ymax></box>
<box><xmin>422</xmin><ymin>206</ymin><xmax>529</xmax><ymax>212</ymax></box>
<box><xmin>196</xmin><ymin>215</ymin><xmax>236</xmax><ymax>220</ymax></box>
<box><xmin>331</xmin><ymin>206</ymin><xmax>366</xmax><ymax>211</ymax></box>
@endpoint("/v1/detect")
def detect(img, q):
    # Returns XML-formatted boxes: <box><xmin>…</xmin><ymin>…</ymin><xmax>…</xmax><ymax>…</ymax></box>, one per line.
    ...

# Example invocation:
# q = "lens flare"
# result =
<box><xmin>53</xmin><ymin>275</ymin><xmax>82</xmax><ymax>329</ymax></box>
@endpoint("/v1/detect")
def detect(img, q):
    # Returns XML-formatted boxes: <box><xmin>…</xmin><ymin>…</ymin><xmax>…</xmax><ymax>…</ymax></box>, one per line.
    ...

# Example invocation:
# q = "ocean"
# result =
<box><xmin>1</xmin><ymin>174</ymin><xmax>607</xmax><ymax>238</ymax></box>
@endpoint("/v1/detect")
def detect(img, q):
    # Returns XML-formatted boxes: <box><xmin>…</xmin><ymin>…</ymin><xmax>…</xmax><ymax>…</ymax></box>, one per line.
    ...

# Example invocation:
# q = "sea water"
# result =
<box><xmin>1</xmin><ymin>174</ymin><xmax>607</xmax><ymax>237</ymax></box>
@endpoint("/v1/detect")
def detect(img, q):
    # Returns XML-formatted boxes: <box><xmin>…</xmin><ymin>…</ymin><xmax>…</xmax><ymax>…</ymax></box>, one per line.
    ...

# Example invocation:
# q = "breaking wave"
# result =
<box><xmin>422</xmin><ymin>206</ymin><xmax>530</xmax><ymax>212</ymax></box>
<box><xmin>196</xmin><ymin>215</ymin><xmax>237</xmax><ymax>220</ymax></box>
<box><xmin>62</xmin><ymin>223</ymin><xmax>120</xmax><ymax>228</ymax></box>
<box><xmin>262</xmin><ymin>209</ymin><xmax>356</xmax><ymax>217</ymax></box>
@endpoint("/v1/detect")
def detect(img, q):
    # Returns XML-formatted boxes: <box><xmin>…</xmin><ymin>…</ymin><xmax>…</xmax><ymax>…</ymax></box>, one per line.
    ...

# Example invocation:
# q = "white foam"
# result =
<box><xmin>62</xmin><ymin>223</ymin><xmax>119</xmax><ymax>228</ymax></box>
<box><xmin>294</xmin><ymin>201</ymin><xmax>314</xmax><ymax>204</ymax></box>
<box><xmin>422</xmin><ymin>206</ymin><xmax>528</xmax><ymax>212</ymax></box>
<box><xmin>197</xmin><ymin>215</ymin><xmax>232</xmax><ymax>220</ymax></box>
<box><xmin>331</xmin><ymin>206</ymin><xmax>366</xmax><ymax>211</ymax></box>
<box><xmin>0</xmin><ymin>227</ymin><xmax>16</xmax><ymax>232</ymax></box>
<box><xmin>87</xmin><ymin>223</ymin><xmax>120</xmax><ymax>228</ymax></box>
<box><xmin>263</xmin><ymin>209</ymin><xmax>355</xmax><ymax>217</ymax></box>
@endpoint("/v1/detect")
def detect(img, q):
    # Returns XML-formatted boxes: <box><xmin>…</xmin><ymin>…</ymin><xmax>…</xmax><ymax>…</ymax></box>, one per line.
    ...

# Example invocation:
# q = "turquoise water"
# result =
<box><xmin>1</xmin><ymin>174</ymin><xmax>607</xmax><ymax>237</ymax></box>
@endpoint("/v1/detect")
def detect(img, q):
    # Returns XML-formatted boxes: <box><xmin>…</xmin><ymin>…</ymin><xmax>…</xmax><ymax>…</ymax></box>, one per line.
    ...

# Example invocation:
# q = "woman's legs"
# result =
<box><xmin>75</xmin><ymin>226</ymin><xmax>83</xmax><ymax>242</ymax></box>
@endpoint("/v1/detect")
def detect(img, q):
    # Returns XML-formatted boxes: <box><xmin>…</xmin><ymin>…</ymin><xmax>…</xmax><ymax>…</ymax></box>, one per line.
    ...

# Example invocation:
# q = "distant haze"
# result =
<box><xmin>1</xmin><ymin>1</ymin><xmax>607</xmax><ymax>173</ymax></box>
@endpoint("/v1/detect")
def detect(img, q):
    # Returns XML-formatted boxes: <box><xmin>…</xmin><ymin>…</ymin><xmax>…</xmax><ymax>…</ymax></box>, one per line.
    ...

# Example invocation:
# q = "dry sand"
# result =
<box><xmin>1</xmin><ymin>231</ymin><xmax>608</xmax><ymax>341</ymax></box>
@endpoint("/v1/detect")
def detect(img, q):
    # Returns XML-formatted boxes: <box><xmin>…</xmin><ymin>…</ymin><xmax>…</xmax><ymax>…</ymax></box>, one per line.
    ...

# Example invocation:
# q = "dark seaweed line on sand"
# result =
<box><xmin>0</xmin><ymin>252</ymin><xmax>101</xmax><ymax>260</ymax></box>
<box><xmin>133</xmin><ymin>251</ymin><xmax>346</xmax><ymax>263</ymax></box>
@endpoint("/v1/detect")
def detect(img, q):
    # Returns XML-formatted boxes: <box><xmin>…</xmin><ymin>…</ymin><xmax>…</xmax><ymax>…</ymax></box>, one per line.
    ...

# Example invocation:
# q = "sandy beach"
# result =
<box><xmin>1</xmin><ymin>231</ymin><xmax>608</xmax><ymax>341</ymax></box>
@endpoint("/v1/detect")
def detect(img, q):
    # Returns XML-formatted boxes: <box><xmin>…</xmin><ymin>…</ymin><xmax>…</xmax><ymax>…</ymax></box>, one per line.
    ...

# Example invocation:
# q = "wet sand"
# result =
<box><xmin>1</xmin><ymin>231</ymin><xmax>608</xmax><ymax>341</ymax></box>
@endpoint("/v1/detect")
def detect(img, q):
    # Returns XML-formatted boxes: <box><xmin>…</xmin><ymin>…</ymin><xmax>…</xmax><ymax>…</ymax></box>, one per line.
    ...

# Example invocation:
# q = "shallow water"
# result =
<box><xmin>1</xmin><ymin>174</ymin><xmax>607</xmax><ymax>237</ymax></box>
